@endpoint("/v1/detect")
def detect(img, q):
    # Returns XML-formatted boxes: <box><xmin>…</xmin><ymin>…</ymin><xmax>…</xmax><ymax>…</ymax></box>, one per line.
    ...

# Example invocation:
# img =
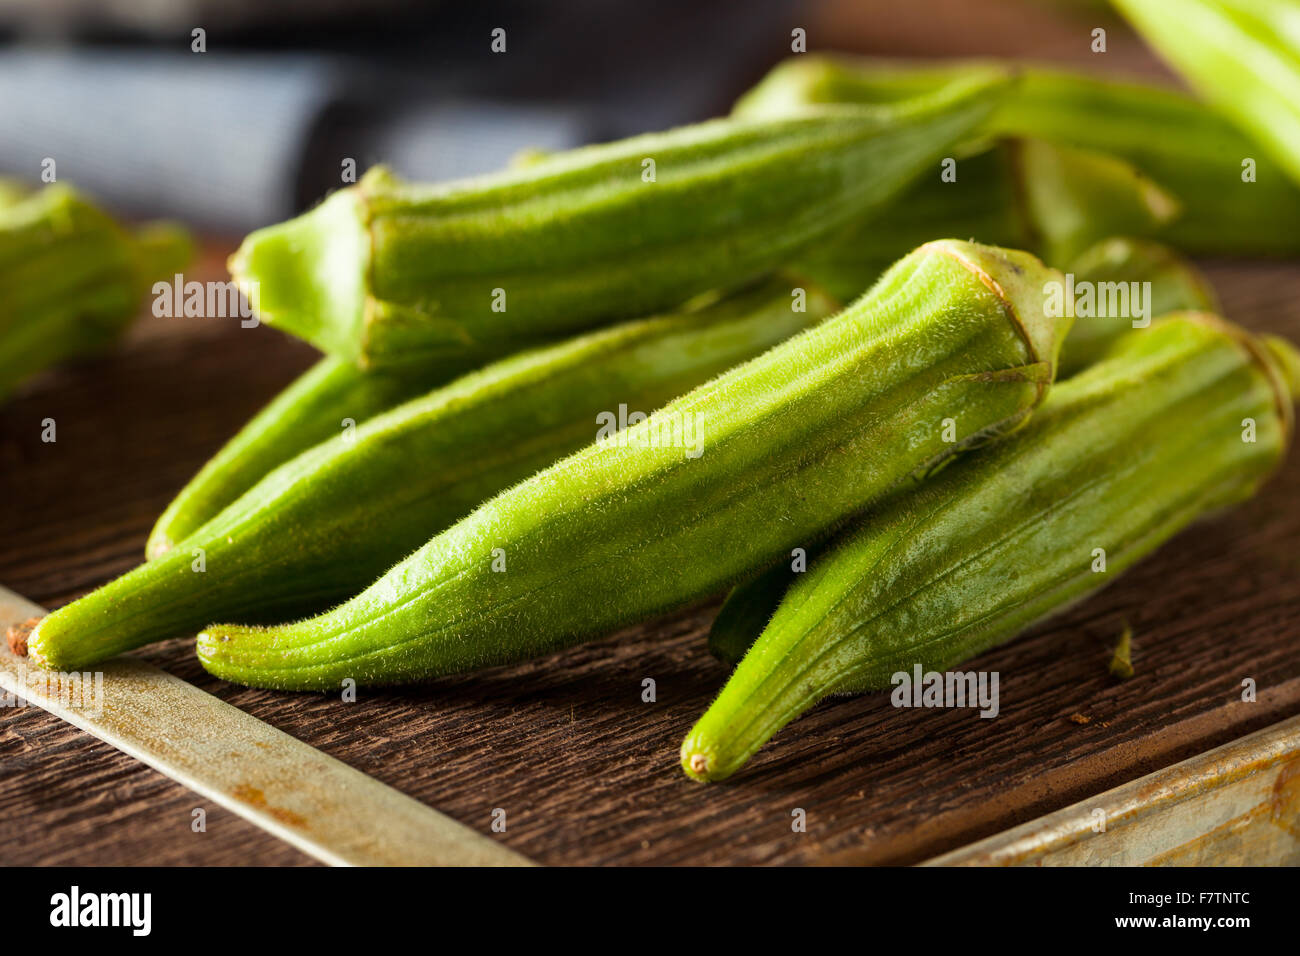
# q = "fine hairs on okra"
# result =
<box><xmin>229</xmin><ymin>70</ymin><xmax>1011</xmax><ymax>369</ymax></box>
<box><xmin>685</xmin><ymin>315</ymin><xmax>1299</xmax><ymax>782</ymax></box>
<box><xmin>27</xmin><ymin>278</ymin><xmax>838</xmax><ymax>670</ymax></box>
<box><xmin>196</xmin><ymin>239</ymin><xmax>1071</xmax><ymax>690</ymax></box>
<box><xmin>0</xmin><ymin>184</ymin><xmax>192</xmax><ymax>402</ymax></box>
<box><xmin>735</xmin><ymin>55</ymin><xmax>1300</xmax><ymax>257</ymax></box>
<box><xmin>145</xmin><ymin>353</ymin><xmax>479</xmax><ymax>559</ymax></box>
<box><xmin>707</xmin><ymin>236</ymin><xmax>1220</xmax><ymax>667</ymax></box>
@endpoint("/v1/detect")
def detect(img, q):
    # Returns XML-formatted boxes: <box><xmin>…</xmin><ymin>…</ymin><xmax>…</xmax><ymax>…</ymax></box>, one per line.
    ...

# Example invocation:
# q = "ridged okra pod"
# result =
<box><xmin>1114</xmin><ymin>0</ymin><xmax>1300</xmax><ymax>187</ymax></box>
<box><xmin>27</xmin><ymin>278</ymin><xmax>838</xmax><ymax>670</ymax></box>
<box><xmin>145</xmin><ymin>354</ymin><xmax>476</xmax><ymax>558</ymax></box>
<box><xmin>685</xmin><ymin>315</ymin><xmax>1298</xmax><ymax>781</ymax></box>
<box><xmin>709</xmin><ymin>239</ymin><xmax>1222</xmax><ymax>667</ymax></box>
<box><xmin>735</xmin><ymin>55</ymin><xmax>1300</xmax><ymax>257</ymax></box>
<box><xmin>794</xmin><ymin>137</ymin><xmax>1178</xmax><ymax>301</ymax></box>
<box><xmin>0</xmin><ymin>185</ymin><xmax>191</xmax><ymax>402</ymax></box>
<box><xmin>229</xmin><ymin>71</ymin><xmax>1010</xmax><ymax>369</ymax></box>
<box><xmin>195</xmin><ymin>239</ymin><xmax>1070</xmax><ymax>690</ymax></box>
<box><xmin>1058</xmin><ymin>238</ymin><xmax>1219</xmax><ymax>377</ymax></box>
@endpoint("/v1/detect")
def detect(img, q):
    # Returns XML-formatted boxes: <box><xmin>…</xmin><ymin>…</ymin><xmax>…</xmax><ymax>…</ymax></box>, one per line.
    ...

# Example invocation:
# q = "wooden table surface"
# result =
<box><xmin>2</xmin><ymin>239</ymin><xmax>1299</xmax><ymax>866</ymax></box>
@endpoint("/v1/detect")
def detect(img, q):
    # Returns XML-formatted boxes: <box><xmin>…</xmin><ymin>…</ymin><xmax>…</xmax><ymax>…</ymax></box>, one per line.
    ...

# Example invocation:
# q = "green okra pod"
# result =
<box><xmin>0</xmin><ymin>185</ymin><xmax>192</xmax><ymax>402</ymax></box>
<box><xmin>27</xmin><ymin>278</ymin><xmax>838</xmax><ymax>670</ymax></box>
<box><xmin>145</xmin><ymin>354</ymin><xmax>476</xmax><ymax>559</ymax></box>
<box><xmin>194</xmin><ymin>239</ymin><xmax>1070</xmax><ymax>690</ymax></box>
<box><xmin>736</xmin><ymin>55</ymin><xmax>1300</xmax><ymax>257</ymax></box>
<box><xmin>794</xmin><ymin>137</ymin><xmax>1178</xmax><ymax>301</ymax></box>
<box><xmin>709</xmin><ymin>237</ymin><xmax>1223</xmax><ymax>667</ymax></box>
<box><xmin>230</xmin><ymin>71</ymin><xmax>1011</xmax><ymax>369</ymax></box>
<box><xmin>1114</xmin><ymin>0</ymin><xmax>1300</xmax><ymax>187</ymax></box>
<box><xmin>685</xmin><ymin>314</ymin><xmax>1297</xmax><ymax>782</ymax></box>
<box><xmin>1058</xmin><ymin>237</ymin><xmax>1219</xmax><ymax>376</ymax></box>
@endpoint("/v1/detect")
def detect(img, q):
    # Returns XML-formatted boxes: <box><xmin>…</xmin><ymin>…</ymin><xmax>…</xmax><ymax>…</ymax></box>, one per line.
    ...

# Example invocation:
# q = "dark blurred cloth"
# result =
<box><xmin>0</xmin><ymin>0</ymin><xmax>799</xmax><ymax>231</ymax></box>
<box><xmin>0</xmin><ymin>51</ymin><xmax>591</xmax><ymax>231</ymax></box>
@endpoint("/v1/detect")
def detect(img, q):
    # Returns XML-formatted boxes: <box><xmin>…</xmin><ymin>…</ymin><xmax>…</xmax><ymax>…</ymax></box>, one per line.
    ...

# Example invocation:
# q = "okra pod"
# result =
<box><xmin>795</xmin><ymin>137</ymin><xmax>1178</xmax><ymax>300</ymax></box>
<box><xmin>145</xmin><ymin>354</ymin><xmax>475</xmax><ymax>558</ymax></box>
<box><xmin>685</xmin><ymin>315</ymin><xmax>1297</xmax><ymax>781</ymax></box>
<box><xmin>736</xmin><ymin>55</ymin><xmax>1300</xmax><ymax>257</ymax></box>
<box><xmin>0</xmin><ymin>185</ymin><xmax>192</xmax><ymax>402</ymax></box>
<box><xmin>230</xmin><ymin>72</ymin><xmax>1011</xmax><ymax>369</ymax></box>
<box><xmin>1058</xmin><ymin>237</ymin><xmax>1219</xmax><ymax>376</ymax></box>
<box><xmin>27</xmin><ymin>278</ymin><xmax>838</xmax><ymax>670</ymax></box>
<box><xmin>709</xmin><ymin>237</ymin><xmax>1222</xmax><ymax>666</ymax></box>
<box><xmin>1114</xmin><ymin>0</ymin><xmax>1300</xmax><ymax>186</ymax></box>
<box><xmin>195</xmin><ymin>239</ymin><xmax>1069</xmax><ymax>690</ymax></box>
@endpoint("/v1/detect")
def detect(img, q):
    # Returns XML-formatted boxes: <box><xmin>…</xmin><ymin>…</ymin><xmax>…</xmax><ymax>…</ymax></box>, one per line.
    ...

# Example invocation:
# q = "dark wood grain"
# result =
<box><xmin>2</xmin><ymin>240</ymin><xmax>1299</xmax><ymax>866</ymax></box>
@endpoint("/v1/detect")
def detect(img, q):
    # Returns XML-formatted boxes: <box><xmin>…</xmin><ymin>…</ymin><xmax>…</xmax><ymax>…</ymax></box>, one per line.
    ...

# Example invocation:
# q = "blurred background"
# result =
<box><xmin>0</xmin><ymin>0</ymin><xmax>1168</xmax><ymax>234</ymax></box>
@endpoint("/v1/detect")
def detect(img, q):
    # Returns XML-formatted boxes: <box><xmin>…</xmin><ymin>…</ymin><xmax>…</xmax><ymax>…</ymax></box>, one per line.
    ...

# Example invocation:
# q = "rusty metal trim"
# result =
<box><xmin>924</xmin><ymin>713</ymin><xmax>1300</xmax><ymax>866</ymax></box>
<box><xmin>0</xmin><ymin>586</ymin><xmax>534</xmax><ymax>867</ymax></box>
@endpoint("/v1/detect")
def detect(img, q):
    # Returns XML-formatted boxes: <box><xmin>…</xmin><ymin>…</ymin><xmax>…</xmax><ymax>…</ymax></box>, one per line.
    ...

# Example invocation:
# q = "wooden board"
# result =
<box><xmin>3</xmin><ymin>240</ymin><xmax>1299</xmax><ymax>866</ymax></box>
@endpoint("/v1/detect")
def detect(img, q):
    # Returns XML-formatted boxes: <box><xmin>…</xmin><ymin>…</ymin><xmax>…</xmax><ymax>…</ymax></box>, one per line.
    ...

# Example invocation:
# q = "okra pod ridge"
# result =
<box><xmin>684</xmin><ymin>315</ymin><xmax>1296</xmax><ymax>781</ymax></box>
<box><xmin>197</xmin><ymin>239</ymin><xmax>1070</xmax><ymax>691</ymax></box>
<box><xmin>29</xmin><ymin>278</ymin><xmax>838</xmax><ymax>670</ymax></box>
<box><xmin>230</xmin><ymin>74</ymin><xmax>1012</xmax><ymax>368</ymax></box>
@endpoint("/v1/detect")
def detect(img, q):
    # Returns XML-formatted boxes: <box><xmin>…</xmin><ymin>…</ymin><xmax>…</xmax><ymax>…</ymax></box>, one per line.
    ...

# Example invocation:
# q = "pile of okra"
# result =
<box><xmin>9</xmin><ymin>3</ymin><xmax>1300</xmax><ymax>781</ymax></box>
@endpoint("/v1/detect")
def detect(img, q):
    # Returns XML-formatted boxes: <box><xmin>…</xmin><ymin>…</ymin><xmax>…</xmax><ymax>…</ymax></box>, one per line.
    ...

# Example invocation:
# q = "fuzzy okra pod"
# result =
<box><xmin>735</xmin><ymin>55</ymin><xmax>1300</xmax><ymax>257</ymax></box>
<box><xmin>0</xmin><ymin>185</ymin><xmax>192</xmax><ymax>402</ymax></box>
<box><xmin>709</xmin><ymin>237</ymin><xmax>1221</xmax><ymax>666</ymax></box>
<box><xmin>27</xmin><ymin>278</ymin><xmax>838</xmax><ymax>670</ymax></box>
<box><xmin>230</xmin><ymin>71</ymin><xmax>1010</xmax><ymax>369</ymax></box>
<box><xmin>145</xmin><ymin>354</ymin><xmax>476</xmax><ymax>558</ymax></box>
<box><xmin>1114</xmin><ymin>0</ymin><xmax>1300</xmax><ymax>187</ymax></box>
<box><xmin>194</xmin><ymin>240</ymin><xmax>1069</xmax><ymax>690</ymax></box>
<box><xmin>686</xmin><ymin>315</ymin><xmax>1298</xmax><ymax>781</ymax></box>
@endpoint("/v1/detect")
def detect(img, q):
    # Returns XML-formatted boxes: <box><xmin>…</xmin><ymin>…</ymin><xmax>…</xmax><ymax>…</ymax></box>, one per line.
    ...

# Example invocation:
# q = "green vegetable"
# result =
<box><xmin>794</xmin><ymin>137</ymin><xmax>1178</xmax><ymax>300</ymax></box>
<box><xmin>684</xmin><ymin>315</ymin><xmax>1297</xmax><ymax>781</ymax></box>
<box><xmin>735</xmin><ymin>55</ymin><xmax>1300</xmax><ymax>256</ymax></box>
<box><xmin>1114</xmin><ymin>0</ymin><xmax>1300</xmax><ymax>187</ymax></box>
<box><xmin>27</xmin><ymin>278</ymin><xmax>838</xmax><ymax>670</ymax></box>
<box><xmin>709</xmin><ymin>237</ymin><xmax>1222</xmax><ymax>666</ymax></box>
<box><xmin>0</xmin><ymin>185</ymin><xmax>191</xmax><ymax>402</ymax></box>
<box><xmin>230</xmin><ymin>72</ymin><xmax>1011</xmax><ymax>369</ymax></box>
<box><xmin>193</xmin><ymin>239</ymin><xmax>1069</xmax><ymax>691</ymax></box>
<box><xmin>1059</xmin><ymin>237</ymin><xmax>1219</xmax><ymax>376</ymax></box>
<box><xmin>146</xmin><ymin>354</ymin><xmax>474</xmax><ymax>559</ymax></box>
